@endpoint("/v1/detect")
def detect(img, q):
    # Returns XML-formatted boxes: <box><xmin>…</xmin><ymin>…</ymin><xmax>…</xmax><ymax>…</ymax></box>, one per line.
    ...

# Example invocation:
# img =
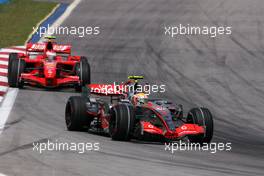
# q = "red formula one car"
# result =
<box><xmin>8</xmin><ymin>36</ymin><xmax>90</xmax><ymax>91</ymax></box>
<box><xmin>65</xmin><ymin>76</ymin><xmax>214</xmax><ymax>143</ymax></box>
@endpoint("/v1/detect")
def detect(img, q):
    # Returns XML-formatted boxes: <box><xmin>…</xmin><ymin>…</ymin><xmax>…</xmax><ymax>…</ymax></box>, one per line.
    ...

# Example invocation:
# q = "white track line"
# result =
<box><xmin>25</xmin><ymin>4</ymin><xmax>60</xmax><ymax>44</ymax></box>
<box><xmin>0</xmin><ymin>173</ymin><xmax>8</xmax><ymax>176</ymax></box>
<box><xmin>0</xmin><ymin>88</ymin><xmax>19</xmax><ymax>134</ymax></box>
<box><xmin>41</xmin><ymin>0</ymin><xmax>82</xmax><ymax>40</ymax></box>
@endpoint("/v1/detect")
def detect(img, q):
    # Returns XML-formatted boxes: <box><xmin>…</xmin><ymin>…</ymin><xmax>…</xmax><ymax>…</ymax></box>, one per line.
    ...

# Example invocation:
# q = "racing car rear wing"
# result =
<box><xmin>84</xmin><ymin>76</ymin><xmax>144</xmax><ymax>96</ymax></box>
<box><xmin>26</xmin><ymin>43</ymin><xmax>46</xmax><ymax>52</ymax></box>
<box><xmin>26</xmin><ymin>43</ymin><xmax>71</xmax><ymax>54</ymax></box>
<box><xmin>87</xmin><ymin>84</ymin><xmax>124</xmax><ymax>96</ymax></box>
<box><xmin>53</xmin><ymin>44</ymin><xmax>71</xmax><ymax>54</ymax></box>
<box><xmin>82</xmin><ymin>75</ymin><xmax>144</xmax><ymax>100</ymax></box>
<box><xmin>81</xmin><ymin>84</ymin><xmax>124</xmax><ymax>103</ymax></box>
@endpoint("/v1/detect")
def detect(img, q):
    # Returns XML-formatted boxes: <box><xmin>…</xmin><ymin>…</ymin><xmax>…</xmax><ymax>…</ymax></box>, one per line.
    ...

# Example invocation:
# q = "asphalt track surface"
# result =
<box><xmin>1</xmin><ymin>0</ymin><xmax>264</xmax><ymax>175</ymax></box>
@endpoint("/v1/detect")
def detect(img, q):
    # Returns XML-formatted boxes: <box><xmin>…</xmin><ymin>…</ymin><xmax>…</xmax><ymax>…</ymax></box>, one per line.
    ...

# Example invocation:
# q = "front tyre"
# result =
<box><xmin>186</xmin><ymin>107</ymin><xmax>213</xmax><ymax>144</ymax></box>
<box><xmin>8</xmin><ymin>53</ymin><xmax>18</xmax><ymax>79</ymax></box>
<box><xmin>75</xmin><ymin>57</ymin><xmax>91</xmax><ymax>92</ymax></box>
<box><xmin>8</xmin><ymin>59</ymin><xmax>25</xmax><ymax>88</ymax></box>
<box><xmin>65</xmin><ymin>96</ymin><xmax>91</xmax><ymax>131</ymax></box>
<box><xmin>109</xmin><ymin>104</ymin><xmax>135</xmax><ymax>141</ymax></box>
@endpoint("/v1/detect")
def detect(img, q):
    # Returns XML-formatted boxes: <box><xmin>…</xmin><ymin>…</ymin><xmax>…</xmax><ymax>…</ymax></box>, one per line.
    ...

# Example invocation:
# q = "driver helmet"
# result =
<box><xmin>132</xmin><ymin>93</ymin><xmax>148</xmax><ymax>105</ymax></box>
<box><xmin>45</xmin><ymin>36</ymin><xmax>56</xmax><ymax>50</ymax></box>
<box><xmin>46</xmin><ymin>51</ymin><xmax>56</xmax><ymax>61</ymax></box>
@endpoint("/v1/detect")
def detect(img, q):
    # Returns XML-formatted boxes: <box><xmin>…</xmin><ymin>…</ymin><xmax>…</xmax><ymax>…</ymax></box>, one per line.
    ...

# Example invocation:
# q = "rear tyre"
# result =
<box><xmin>8</xmin><ymin>53</ymin><xmax>19</xmax><ymax>82</ymax></box>
<box><xmin>8</xmin><ymin>59</ymin><xmax>25</xmax><ymax>88</ymax></box>
<box><xmin>109</xmin><ymin>103</ymin><xmax>135</xmax><ymax>141</ymax></box>
<box><xmin>75</xmin><ymin>57</ymin><xmax>91</xmax><ymax>92</ymax></box>
<box><xmin>186</xmin><ymin>107</ymin><xmax>213</xmax><ymax>144</ymax></box>
<box><xmin>65</xmin><ymin>96</ymin><xmax>91</xmax><ymax>131</ymax></box>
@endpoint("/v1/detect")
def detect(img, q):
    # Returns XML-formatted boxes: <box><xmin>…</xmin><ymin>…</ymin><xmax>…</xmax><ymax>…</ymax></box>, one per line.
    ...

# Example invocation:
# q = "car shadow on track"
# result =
<box><xmin>86</xmin><ymin>130</ymin><xmax>164</xmax><ymax>145</ymax></box>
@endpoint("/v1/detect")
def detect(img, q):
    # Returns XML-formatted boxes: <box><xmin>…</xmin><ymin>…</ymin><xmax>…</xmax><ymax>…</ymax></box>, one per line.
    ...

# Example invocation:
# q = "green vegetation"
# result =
<box><xmin>0</xmin><ymin>0</ymin><xmax>57</xmax><ymax>48</ymax></box>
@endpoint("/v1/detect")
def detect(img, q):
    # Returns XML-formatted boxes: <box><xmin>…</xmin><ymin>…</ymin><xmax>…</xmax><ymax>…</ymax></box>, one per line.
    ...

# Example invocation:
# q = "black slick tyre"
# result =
<box><xmin>186</xmin><ymin>107</ymin><xmax>213</xmax><ymax>144</ymax></box>
<box><xmin>109</xmin><ymin>103</ymin><xmax>135</xmax><ymax>141</ymax></box>
<box><xmin>65</xmin><ymin>96</ymin><xmax>90</xmax><ymax>131</ymax></box>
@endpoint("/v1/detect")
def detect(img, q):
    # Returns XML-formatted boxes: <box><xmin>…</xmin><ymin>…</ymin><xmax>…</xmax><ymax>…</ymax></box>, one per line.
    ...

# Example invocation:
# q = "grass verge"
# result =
<box><xmin>0</xmin><ymin>0</ymin><xmax>57</xmax><ymax>48</ymax></box>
